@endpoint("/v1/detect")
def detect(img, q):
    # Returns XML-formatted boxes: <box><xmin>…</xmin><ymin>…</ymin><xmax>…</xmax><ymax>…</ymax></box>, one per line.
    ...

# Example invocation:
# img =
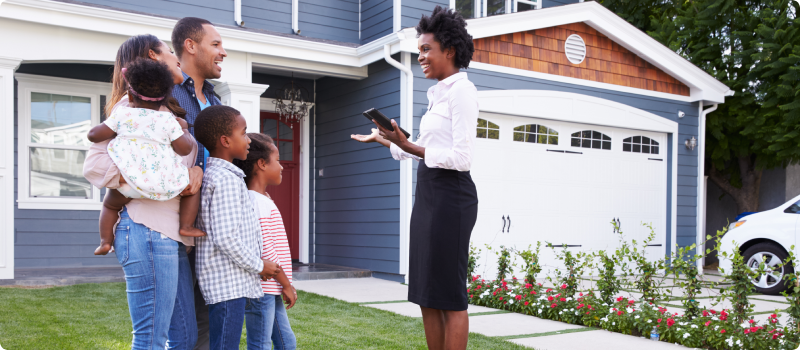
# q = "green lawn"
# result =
<box><xmin>0</xmin><ymin>283</ymin><xmax>529</xmax><ymax>350</ymax></box>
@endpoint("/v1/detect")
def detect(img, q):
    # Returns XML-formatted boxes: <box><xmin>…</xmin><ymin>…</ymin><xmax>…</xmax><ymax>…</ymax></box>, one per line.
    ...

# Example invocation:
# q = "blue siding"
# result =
<box><xmin>401</xmin><ymin>0</ymin><xmax>449</xmax><ymax>29</ymax></box>
<box><xmin>13</xmin><ymin>64</ymin><xmax>118</xmax><ymax>268</ymax></box>
<box><xmin>242</xmin><ymin>0</ymin><xmax>293</xmax><ymax>34</ymax></box>
<box><xmin>361</xmin><ymin>0</ymin><xmax>394</xmax><ymax>44</ymax></box>
<box><xmin>299</xmin><ymin>0</ymin><xmax>360</xmax><ymax>43</ymax></box>
<box><xmin>411</xmin><ymin>66</ymin><xmax>701</xmax><ymax>255</ymax></box>
<box><xmin>75</xmin><ymin>0</ymin><xmax>235</xmax><ymax>26</ymax></box>
<box><xmin>314</xmin><ymin>60</ymin><xmax>401</xmax><ymax>273</ymax></box>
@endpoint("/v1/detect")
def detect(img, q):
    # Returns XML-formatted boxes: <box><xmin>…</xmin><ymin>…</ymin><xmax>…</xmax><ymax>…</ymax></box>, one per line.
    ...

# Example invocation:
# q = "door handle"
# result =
<box><xmin>501</xmin><ymin>215</ymin><xmax>506</xmax><ymax>232</ymax></box>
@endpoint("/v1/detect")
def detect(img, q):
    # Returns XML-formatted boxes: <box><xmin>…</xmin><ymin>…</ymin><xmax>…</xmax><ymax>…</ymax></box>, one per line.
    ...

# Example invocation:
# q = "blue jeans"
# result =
<box><xmin>245</xmin><ymin>294</ymin><xmax>297</xmax><ymax>350</ymax></box>
<box><xmin>115</xmin><ymin>208</ymin><xmax>197</xmax><ymax>350</ymax></box>
<box><xmin>208</xmin><ymin>298</ymin><xmax>249</xmax><ymax>350</ymax></box>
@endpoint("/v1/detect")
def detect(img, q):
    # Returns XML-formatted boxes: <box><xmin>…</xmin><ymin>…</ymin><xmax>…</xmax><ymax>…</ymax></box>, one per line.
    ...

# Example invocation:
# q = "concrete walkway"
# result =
<box><xmin>293</xmin><ymin>278</ymin><xmax>695</xmax><ymax>349</ymax></box>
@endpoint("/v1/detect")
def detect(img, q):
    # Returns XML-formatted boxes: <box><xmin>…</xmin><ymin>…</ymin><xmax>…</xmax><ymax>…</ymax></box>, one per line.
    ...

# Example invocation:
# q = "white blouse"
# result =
<box><xmin>389</xmin><ymin>72</ymin><xmax>479</xmax><ymax>171</ymax></box>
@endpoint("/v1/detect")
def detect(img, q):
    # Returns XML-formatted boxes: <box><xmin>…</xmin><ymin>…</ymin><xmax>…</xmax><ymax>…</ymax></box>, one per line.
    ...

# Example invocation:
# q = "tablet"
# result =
<box><xmin>362</xmin><ymin>108</ymin><xmax>411</xmax><ymax>139</ymax></box>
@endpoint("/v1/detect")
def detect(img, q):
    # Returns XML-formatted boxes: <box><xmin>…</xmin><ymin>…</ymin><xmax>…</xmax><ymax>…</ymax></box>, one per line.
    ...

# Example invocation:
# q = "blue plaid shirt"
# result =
<box><xmin>172</xmin><ymin>72</ymin><xmax>221</xmax><ymax>167</ymax></box>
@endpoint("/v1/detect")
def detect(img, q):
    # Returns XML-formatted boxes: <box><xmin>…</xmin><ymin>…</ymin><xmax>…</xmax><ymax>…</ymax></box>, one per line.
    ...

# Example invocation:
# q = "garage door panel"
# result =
<box><xmin>470</xmin><ymin>113</ymin><xmax>668</xmax><ymax>281</ymax></box>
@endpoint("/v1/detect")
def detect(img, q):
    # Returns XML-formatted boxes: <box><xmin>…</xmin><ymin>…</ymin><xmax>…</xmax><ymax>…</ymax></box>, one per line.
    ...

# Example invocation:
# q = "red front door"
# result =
<box><xmin>260</xmin><ymin>112</ymin><xmax>300</xmax><ymax>260</ymax></box>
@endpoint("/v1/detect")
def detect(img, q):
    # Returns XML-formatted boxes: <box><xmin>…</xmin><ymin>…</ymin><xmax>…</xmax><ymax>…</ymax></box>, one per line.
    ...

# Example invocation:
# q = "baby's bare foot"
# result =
<box><xmin>94</xmin><ymin>243</ymin><xmax>113</xmax><ymax>255</ymax></box>
<box><xmin>180</xmin><ymin>226</ymin><xmax>207</xmax><ymax>237</ymax></box>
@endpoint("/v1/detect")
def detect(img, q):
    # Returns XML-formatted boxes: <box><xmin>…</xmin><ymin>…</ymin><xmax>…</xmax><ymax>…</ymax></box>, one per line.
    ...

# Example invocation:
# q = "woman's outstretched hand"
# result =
<box><xmin>350</xmin><ymin>127</ymin><xmax>381</xmax><ymax>143</ymax></box>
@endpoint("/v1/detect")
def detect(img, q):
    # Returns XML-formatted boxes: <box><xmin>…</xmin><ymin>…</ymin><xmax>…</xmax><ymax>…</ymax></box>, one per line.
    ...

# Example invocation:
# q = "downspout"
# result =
<box><xmin>384</xmin><ymin>44</ymin><xmax>414</xmax><ymax>284</ymax></box>
<box><xmin>697</xmin><ymin>102</ymin><xmax>718</xmax><ymax>275</ymax></box>
<box><xmin>234</xmin><ymin>0</ymin><xmax>244</xmax><ymax>26</ymax></box>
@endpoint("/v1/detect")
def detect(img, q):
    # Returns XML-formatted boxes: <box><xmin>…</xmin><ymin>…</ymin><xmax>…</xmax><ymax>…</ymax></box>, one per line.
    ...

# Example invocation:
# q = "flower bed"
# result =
<box><xmin>468</xmin><ymin>278</ymin><xmax>792</xmax><ymax>349</ymax></box>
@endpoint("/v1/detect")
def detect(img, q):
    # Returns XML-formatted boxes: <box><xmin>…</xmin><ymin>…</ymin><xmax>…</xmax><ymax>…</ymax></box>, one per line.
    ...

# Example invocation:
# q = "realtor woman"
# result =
<box><xmin>351</xmin><ymin>6</ymin><xmax>479</xmax><ymax>350</ymax></box>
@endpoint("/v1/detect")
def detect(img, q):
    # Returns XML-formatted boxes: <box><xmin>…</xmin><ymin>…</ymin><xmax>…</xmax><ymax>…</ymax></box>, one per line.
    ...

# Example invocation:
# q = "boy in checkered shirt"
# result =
<box><xmin>193</xmin><ymin>105</ymin><xmax>282</xmax><ymax>350</ymax></box>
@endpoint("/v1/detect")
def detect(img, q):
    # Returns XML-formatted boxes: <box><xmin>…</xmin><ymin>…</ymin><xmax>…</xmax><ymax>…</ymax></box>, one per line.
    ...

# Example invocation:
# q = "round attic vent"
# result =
<box><xmin>564</xmin><ymin>34</ymin><xmax>587</xmax><ymax>64</ymax></box>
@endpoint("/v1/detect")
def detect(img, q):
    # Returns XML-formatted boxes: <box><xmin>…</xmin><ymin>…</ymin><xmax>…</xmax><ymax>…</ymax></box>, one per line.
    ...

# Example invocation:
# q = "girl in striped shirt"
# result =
<box><xmin>233</xmin><ymin>133</ymin><xmax>297</xmax><ymax>350</ymax></box>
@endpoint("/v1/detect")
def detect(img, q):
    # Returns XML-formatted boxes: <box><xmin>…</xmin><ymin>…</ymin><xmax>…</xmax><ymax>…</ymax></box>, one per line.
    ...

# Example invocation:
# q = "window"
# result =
<box><xmin>513</xmin><ymin>124</ymin><xmax>558</xmax><ymax>145</ymax></box>
<box><xmin>515</xmin><ymin>0</ymin><xmax>541</xmax><ymax>11</ymax></box>
<box><xmin>476</xmin><ymin>118</ymin><xmax>500</xmax><ymax>140</ymax></box>
<box><xmin>16</xmin><ymin>74</ymin><xmax>110</xmax><ymax>210</ymax></box>
<box><xmin>262</xmin><ymin>118</ymin><xmax>296</xmax><ymax>161</ymax></box>
<box><xmin>486</xmin><ymin>0</ymin><xmax>506</xmax><ymax>16</ymax></box>
<box><xmin>623</xmin><ymin>136</ymin><xmax>659</xmax><ymax>154</ymax></box>
<box><xmin>571</xmin><ymin>130</ymin><xmax>611</xmax><ymax>150</ymax></box>
<box><xmin>785</xmin><ymin>200</ymin><xmax>800</xmax><ymax>214</ymax></box>
<box><xmin>455</xmin><ymin>0</ymin><xmax>478</xmax><ymax>18</ymax></box>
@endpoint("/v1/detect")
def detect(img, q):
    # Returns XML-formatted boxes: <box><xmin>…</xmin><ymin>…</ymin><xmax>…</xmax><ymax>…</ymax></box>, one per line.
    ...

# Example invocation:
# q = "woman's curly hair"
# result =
<box><xmin>233</xmin><ymin>133</ymin><xmax>276</xmax><ymax>180</ymax></box>
<box><xmin>415</xmin><ymin>5</ymin><xmax>475</xmax><ymax>69</ymax></box>
<box><xmin>123</xmin><ymin>58</ymin><xmax>174</xmax><ymax>107</ymax></box>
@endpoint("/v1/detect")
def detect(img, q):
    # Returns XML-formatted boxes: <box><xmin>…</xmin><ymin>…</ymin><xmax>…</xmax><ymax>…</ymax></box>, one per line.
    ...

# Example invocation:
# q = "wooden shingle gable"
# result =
<box><xmin>472</xmin><ymin>22</ymin><xmax>691</xmax><ymax>96</ymax></box>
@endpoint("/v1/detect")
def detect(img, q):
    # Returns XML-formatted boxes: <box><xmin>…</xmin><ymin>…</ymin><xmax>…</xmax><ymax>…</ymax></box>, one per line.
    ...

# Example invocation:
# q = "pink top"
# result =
<box><xmin>83</xmin><ymin>96</ymin><xmax>198</xmax><ymax>246</ymax></box>
<box><xmin>249</xmin><ymin>191</ymin><xmax>293</xmax><ymax>295</ymax></box>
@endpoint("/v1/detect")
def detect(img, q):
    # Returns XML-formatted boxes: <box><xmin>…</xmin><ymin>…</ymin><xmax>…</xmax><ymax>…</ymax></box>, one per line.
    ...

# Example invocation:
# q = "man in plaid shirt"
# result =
<box><xmin>193</xmin><ymin>105</ymin><xmax>282</xmax><ymax>349</ymax></box>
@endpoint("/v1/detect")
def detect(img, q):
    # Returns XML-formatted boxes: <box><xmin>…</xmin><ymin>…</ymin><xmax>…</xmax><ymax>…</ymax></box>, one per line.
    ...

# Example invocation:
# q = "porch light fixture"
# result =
<box><xmin>273</xmin><ymin>73</ymin><xmax>310</xmax><ymax>126</ymax></box>
<box><xmin>685</xmin><ymin>136</ymin><xmax>697</xmax><ymax>150</ymax></box>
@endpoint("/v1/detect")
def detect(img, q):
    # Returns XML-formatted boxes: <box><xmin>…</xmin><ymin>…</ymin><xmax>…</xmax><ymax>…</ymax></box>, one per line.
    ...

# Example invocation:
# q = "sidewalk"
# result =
<box><xmin>294</xmin><ymin>278</ymin><xmax>692</xmax><ymax>350</ymax></box>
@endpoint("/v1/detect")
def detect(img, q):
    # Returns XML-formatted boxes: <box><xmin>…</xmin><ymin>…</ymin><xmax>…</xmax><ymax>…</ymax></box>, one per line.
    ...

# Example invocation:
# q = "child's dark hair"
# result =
<box><xmin>123</xmin><ymin>58</ymin><xmax>174</xmax><ymax>106</ymax></box>
<box><xmin>233</xmin><ymin>133</ymin><xmax>275</xmax><ymax>180</ymax></box>
<box><xmin>415</xmin><ymin>5</ymin><xmax>474</xmax><ymax>69</ymax></box>
<box><xmin>194</xmin><ymin>105</ymin><xmax>241</xmax><ymax>152</ymax></box>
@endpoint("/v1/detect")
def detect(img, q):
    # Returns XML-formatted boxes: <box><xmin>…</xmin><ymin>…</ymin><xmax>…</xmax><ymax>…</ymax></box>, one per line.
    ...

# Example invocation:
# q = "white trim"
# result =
<box><xmin>393</xmin><ymin>0</ymin><xmax>402</xmax><ymax>32</ymax></box>
<box><xmin>0</xmin><ymin>57</ymin><xmax>21</xmax><ymax>279</ymax></box>
<box><xmin>399</xmin><ymin>52</ymin><xmax>413</xmax><ymax>282</ymax></box>
<box><xmin>470</xmin><ymin>62</ymin><xmax>696</xmax><ymax>103</ymax></box>
<box><xmin>482</xmin><ymin>0</ymin><xmax>487</xmax><ymax>18</ymax></box>
<box><xmin>234</xmin><ymin>0</ymin><xmax>244</xmax><ymax>27</ymax></box>
<box><xmin>15</xmin><ymin>73</ymin><xmax>110</xmax><ymax>211</ymax></box>
<box><xmin>214</xmin><ymin>81</ymin><xmax>269</xmax><ymax>134</ymax></box>
<box><xmin>291</xmin><ymin>0</ymin><xmax>299</xmax><ymax>34</ymax></box>
<box><xmin>476</xmin><ymin>89</ymin><xmax>679</xmax><ymax>259</ymax></box>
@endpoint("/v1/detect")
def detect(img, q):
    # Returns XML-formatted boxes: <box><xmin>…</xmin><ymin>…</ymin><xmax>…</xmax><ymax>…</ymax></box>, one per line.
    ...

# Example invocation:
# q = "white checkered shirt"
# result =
<box><xmin>195</xmin><ymin>157</ymin><xmax>264</xmax><ymax>305</ymax></box>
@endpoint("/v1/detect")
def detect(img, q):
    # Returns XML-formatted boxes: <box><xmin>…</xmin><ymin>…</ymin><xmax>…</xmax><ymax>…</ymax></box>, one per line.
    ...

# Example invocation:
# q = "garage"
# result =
<box><xmin>470</xmin><ymin>111</ymin><xmax>668</xmax><ymax>280</ymax></box>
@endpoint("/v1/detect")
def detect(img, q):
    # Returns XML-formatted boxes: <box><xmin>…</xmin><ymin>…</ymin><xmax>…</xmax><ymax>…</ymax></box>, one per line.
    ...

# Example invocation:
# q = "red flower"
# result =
<box><xmin>470</xmin><ymin>295</ymin><xmax>473</xmax><ymax>298</ymax></box>
<box><xmin>499</xmin><ymin>297</ymin><xmax>503</xmax><ymax>300</ymax></box>
<box><xmin>617</xmin><ymin>311</ymin><xmax>623</xmax><ymax>316</ymax></box>
<box><xmin>657</xmin><ymin>318</ymin><xmax>662</xmax><ymax>323</ymax></box>
<box><xmin>525</xmin><ymin>283</ymin><xmax>533</xmax><ymax>289</ymax></box>
<box><xmin>531</xmin><ymin>291</ymin><xmax>537</xmax><ymax>295</ymax></box>
<box><xmin>770</xmin><ymin>313</ymin><xmax>777</xmax><ymax>319</ymax></box>
<box><xmin>551</xmin><ymin>303</ymin><xmax>557</xmax><ymax>308</ymax></box>
<box><xmin>720</xmin><ymin>329</ymin><xmax>726</xmax><ymax>334</ymax></box>
<box><xmin>720</xmin><ymin>314</ymin><xmax>728</xmax><ymax>321</ymax></box>
<box><xmin>493</xmin><ymin>291</ymin><xmax>497</xmax><ymax>296</ymax></box>
<box><xmin>586</xmin><ymin>311</ymin><xmax>590</xmax><ymax>314</ymax></box>
<box><xmin>702</xmin><ymin>310</ymin><xmax>709</xmax><ymax>317</ymax></box>
<box><xmin>579</xmin><ymin>292</ymin><xmax>584</xmax><ymax>296</ymax></box>
<box><xmin>524</xmin><ymin>301</ymin><xmax>529</xmax><ymax>306</ymax></box>
<box><xmin>750</xmin><ymin>327</ymin><xmax>757</xmax><ymax>333</ymax></box>
<box><xmin>560</xmin><ymin>298</ymin><xmax>566</xmax><ymax>302</ymax></box>
<box><xmin>749</xmin><ymin>319</ymin><xmax>756</xmax><ymax>324</ymax></box>
<box><xmin>705</xmin><ymin>321</ymin><xmax>711</xmax><ymax>326</ymax></box>
<box><xmin>616</xmin><ymin>296</ymin><xmax>624</xmax><ymax>302</ymax></box>
<box><xmin>628</xmin><ymin>300</ymin><xmax>635</xmax><ymax>305</ymax></box>
<box><xmin>561</xmin><ymin>284</ymin><xmax>567</xmax><ymax>289</ymax></box>
<box><xmin>546</xmin><ymin>289</ymin><xmax>552</xmax><ymax>293</ymax></box>
<box><xmin>773</xmin><ymin>334</ymin><xmax>780</xmax><ymax>340</ymax></box>
<box><xmin>666</xmin><ymin>318</ymin><xmax>675</xmax><ymax>327</ymax></box>
<box><xmin>710</xmin><ymin>310</ymin><xmax>717</xmax><ymax>315</ymax></box>
<box><xmin>744</xmin><ymin>329</ymin><xmax>750</xmax><ymax>334</ymax></box>
<box><xmin>538</xmin><ymin>283</ymin><xmax>543</xmax><ymax>286</ymax></box>
<box><xmin>577</xmin><ymin>304</ymin><xmax>584</xmax><ymax>309</ymax></box>
<box><xmin>772</xmin><ymin>319</ymin><xmax>778</xmax><ymax>324</ymax></box>
<box><xmin>515</xmin><ymin>295</ymin><xmax>522</xmax><ymax>301</ymax></box>
<box><xmin>467</xmin><ymin>289</ymin><xmax>470</xmax><ymax>293</ymax></box>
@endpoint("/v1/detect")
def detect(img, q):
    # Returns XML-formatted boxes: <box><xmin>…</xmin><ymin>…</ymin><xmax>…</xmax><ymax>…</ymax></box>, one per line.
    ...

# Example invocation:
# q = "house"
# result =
<box><xmin>0</xmin><ymin>0</ymin><xmax>731</xmax><ymax>282</ymax></box>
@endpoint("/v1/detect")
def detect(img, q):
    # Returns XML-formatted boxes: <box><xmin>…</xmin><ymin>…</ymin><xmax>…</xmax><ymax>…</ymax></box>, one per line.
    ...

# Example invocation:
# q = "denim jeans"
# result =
<box><xmin>208</xmin><ymin>297</ymin><xmax>248</xmax><ymax>350</ymax></box>
<box><xmin>115</xmin><ymin>207</ymin><xmax>197</xmax><ymax>350</ymax></box>
<box><xmin>245</xmin><ymin>294</ymin><xmax>297</xmax><ymax>350</ymax></box>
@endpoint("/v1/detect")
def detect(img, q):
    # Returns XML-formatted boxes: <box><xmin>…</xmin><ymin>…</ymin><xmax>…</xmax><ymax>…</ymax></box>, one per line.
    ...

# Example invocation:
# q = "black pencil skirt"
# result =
<box><xmin>407</xmin><ymin>161</ymin><xmax>479</xmax><ymax>311</ymax></box>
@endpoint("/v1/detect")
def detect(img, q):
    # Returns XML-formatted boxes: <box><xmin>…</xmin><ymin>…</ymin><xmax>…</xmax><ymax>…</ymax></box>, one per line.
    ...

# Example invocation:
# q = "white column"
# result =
<box><xmin>0</xmin><ymin>57</ymin><xmax>22</xmax><ymax>280</ymax></box>
<box><xmin>214</xmin><ymin>82</ymin><xmax>270</xmax><ymax>133</ymax></box>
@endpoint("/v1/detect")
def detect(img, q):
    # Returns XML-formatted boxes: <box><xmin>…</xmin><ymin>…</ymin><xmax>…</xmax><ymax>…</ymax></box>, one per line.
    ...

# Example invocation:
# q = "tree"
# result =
<box><xmin>599</xmin><ymin>0</ymin><xmax>800</xmax><ymax>213</ymax></box>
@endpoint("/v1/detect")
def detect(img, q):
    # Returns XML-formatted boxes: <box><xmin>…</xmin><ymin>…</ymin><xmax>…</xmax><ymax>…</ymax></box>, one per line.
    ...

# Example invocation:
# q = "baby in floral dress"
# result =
<box><xmin>88</xmin><ymin>58</ymin><xmax>205</xmax><ymax>255</ymax></box>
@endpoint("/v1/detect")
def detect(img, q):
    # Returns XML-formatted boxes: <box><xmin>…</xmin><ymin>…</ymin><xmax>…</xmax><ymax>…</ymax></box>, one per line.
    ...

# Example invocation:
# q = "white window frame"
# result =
<box><xmin>16</xmin><ymin>73</ymin><xmax>111</xmax><ymax>210</ymax></box>
<box><xmin>515</xmin><ymin>0</ymin><xmax>542</xmax><ymax>11</ymax></box>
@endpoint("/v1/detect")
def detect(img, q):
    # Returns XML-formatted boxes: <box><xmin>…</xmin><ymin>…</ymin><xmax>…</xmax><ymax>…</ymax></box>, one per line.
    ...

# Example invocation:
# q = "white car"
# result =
<box><xmin>718</xmin><ymin>194</ymin><xmax>800</xmax><ymax>295</ymax></box>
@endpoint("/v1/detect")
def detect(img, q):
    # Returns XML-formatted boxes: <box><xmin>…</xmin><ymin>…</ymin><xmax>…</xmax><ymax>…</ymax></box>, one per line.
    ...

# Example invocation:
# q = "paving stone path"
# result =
<box><xmin>295</xmin><ymin>277</ymin><xmax>758</xmax><ymax>349</ymax></box>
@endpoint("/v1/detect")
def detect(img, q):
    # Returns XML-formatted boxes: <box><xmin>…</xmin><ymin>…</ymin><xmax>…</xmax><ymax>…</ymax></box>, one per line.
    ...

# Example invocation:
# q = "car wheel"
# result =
<box><xmin>742</xmin><ymin>243</ymin><xmax>793</xmax><ymax>295</ymax></box>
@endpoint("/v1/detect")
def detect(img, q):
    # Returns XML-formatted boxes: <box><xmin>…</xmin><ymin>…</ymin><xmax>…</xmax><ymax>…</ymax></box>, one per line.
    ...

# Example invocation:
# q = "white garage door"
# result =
<box><xmin>470</xmin><ymin>112</ymin><xmax>668</xmax><ymax>281</ymax></box>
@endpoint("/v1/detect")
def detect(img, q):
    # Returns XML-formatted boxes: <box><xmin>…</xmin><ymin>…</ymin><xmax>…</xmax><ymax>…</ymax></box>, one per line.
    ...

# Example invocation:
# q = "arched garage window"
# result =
<box><xmin>476</xmin><ymin>118</ymin><xmax>499</xmax><ymax>139</ymax></box>
<box><xmin>513</xmin><ymin>124</ymin><xmax>558</xmax><ymax>144</ymax></box>
<box><xmin>571</xmin><ymin>130</ymin><xmax>611</xmax><ymax>150</ymax></box>
<box><xmin>623</xmin><ymin>136</ymin><xmax>659</xmax><ymax>154</ymax></box>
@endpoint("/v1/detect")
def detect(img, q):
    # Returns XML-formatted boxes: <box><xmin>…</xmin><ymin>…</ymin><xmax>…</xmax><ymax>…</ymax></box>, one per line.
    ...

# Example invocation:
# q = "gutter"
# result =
<box><xmin>696</xmin><ymin>102</ymin><xmax>718</xmax><ymax>275</ymax></box>
<box><xmin>234</xmin><ymin>0</ymin><xmax>244</xmax><ymax>26</ymax></box>
<box><xmin>383</xmin><ymin>44</ymin><xmax>414</xmax><ymax>283</ymax></box>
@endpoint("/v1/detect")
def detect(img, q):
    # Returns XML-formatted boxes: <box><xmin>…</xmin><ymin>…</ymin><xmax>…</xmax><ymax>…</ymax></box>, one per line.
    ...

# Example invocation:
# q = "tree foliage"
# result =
<box><xmin>599</xmin><ymin>0</ymin><xmax>800</xmax><ymax>212</ymax></box>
